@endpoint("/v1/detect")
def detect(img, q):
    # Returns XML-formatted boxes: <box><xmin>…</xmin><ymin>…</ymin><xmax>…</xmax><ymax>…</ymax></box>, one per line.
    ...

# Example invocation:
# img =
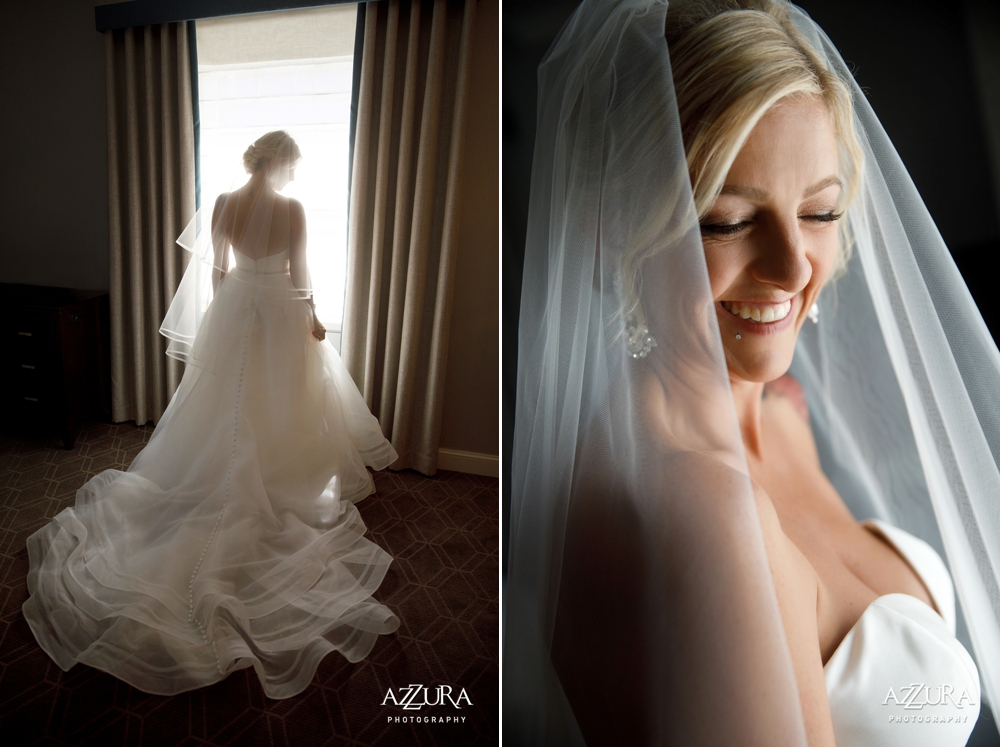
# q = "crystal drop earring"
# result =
<box><xmin>624</xmin><ymin>314</ymin><xmax>657</xmax><ymax>359</ymax></box>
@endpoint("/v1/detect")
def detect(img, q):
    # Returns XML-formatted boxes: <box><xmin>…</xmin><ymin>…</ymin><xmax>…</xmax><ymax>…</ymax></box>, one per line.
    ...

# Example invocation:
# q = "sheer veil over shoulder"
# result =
<box><xmin>505</xmin><ymin>0</ymin><xmax>1000</xmax><ymax>744</ymax></box>
<box><xmin>22</xmin><ymin>130</ymin><xmax>400</xmax><ymax>699</ymax></box>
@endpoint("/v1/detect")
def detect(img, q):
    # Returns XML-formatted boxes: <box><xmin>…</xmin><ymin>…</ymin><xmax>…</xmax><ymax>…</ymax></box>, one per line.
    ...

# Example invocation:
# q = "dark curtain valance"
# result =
<box><xmin>96</xmin><ymin>0</ymin><xmax>360</xmax><ymax>32</ymax></box>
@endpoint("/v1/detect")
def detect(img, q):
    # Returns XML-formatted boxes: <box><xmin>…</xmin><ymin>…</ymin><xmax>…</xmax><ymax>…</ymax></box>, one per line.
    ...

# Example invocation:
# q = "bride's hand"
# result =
<box><xmin>311</xmin><ymin>317</ymin><xmax>326</xmax><ymax>341</ymax></box>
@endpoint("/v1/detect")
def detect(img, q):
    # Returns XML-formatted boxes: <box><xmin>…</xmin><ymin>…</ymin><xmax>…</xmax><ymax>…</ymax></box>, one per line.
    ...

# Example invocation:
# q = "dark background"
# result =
<box><xmin>503</xmin><ymin>1</ymin><xmax>1000</xmax><ymax>742</ymax></box>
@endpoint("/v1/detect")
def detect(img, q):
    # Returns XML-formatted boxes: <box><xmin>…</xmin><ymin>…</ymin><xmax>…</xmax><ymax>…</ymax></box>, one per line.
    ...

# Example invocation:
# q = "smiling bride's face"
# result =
<box><xmin>701</xmin><ymin>94</ymin><xmax>841</xmax><ymax>384</ymax></box>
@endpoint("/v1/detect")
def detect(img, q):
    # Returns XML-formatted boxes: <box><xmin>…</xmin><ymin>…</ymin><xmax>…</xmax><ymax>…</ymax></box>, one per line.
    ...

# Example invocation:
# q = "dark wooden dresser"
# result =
<box><xmin>0</xmin><ymin>284</ymin><xmax>111</xmax><ymax>448</ymax></box>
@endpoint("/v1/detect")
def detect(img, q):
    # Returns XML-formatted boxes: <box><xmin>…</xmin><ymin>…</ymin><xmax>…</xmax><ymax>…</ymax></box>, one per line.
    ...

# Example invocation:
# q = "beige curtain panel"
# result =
<box><xmin>343</xmin><ymin>0</ymin><xmax>476</xmax><ymax>475</ymax></box>
<box><xmin>105</xmin><ymin>22</ymin><xmax>196</xmax><ymax>425</ymax></box>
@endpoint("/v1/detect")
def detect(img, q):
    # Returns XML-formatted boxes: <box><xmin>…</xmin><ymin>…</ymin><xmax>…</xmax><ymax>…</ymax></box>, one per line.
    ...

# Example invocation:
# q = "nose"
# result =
<box><xmin>749</xmin><ymin>217</ymin><xmax>811</xmax><ymax>293</ymax></box>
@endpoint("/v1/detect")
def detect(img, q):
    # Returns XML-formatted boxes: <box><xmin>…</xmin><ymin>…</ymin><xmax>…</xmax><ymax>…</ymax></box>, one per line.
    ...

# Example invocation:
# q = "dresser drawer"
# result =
<box><xmin>9</xmin><ymin>314</ymin><xmax>58</xmax><ymax>364</ymax></box>
<box><xmin>10</xmin><ymin>392</ymin><xmax>53</xmax><ymax>420</ymax></box>
<box><xmin>0</xmin><ymin>284</ymin><xmax>110</xmax><ymax>449</ymax></box>
<box><xmin>13</xmin><ymin>362</ymin><xmax>55</xmax><ymax>398</ymax></box>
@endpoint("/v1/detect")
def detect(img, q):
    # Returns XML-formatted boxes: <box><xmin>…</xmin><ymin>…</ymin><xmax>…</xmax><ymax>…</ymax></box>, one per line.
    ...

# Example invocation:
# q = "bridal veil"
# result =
<box><xmin>504</xmin><ymin>0</ymin><xmax>1000</xmax><ymax>743</ymax></box>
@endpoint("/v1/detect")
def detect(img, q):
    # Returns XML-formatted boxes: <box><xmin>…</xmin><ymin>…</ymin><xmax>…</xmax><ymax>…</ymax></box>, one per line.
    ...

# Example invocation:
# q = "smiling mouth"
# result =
<box><xmin>721</xmin><ymin>299</ymin><xmax>792</xmax><ymax>324</ymax></box>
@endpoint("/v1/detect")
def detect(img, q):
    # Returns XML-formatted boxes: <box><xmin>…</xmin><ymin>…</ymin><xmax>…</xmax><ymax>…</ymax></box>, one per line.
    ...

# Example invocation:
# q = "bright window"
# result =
<box><xmin>196</xmin><ymin>6</ymin><xmax>357</xmax><ymax>344</ymax></box>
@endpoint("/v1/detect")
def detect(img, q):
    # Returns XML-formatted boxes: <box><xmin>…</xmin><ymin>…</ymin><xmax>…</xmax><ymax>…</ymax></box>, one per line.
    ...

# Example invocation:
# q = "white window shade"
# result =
<box><xmin>196</xmin><ymin>6</ymin><xmax>357</xmax><ymax>334</ymax></box>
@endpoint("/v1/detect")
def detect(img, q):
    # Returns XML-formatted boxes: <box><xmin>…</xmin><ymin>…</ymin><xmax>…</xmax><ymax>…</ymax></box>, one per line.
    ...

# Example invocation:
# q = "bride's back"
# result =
<box><xmin>219</xmin><ymin>189</ymin><xmax>292</xmax><ymax>260</ymax></box>
<box><xmin>216</xmin><ymin>129</ymin><xmax>303</xmax><ymax>261</ymax></box>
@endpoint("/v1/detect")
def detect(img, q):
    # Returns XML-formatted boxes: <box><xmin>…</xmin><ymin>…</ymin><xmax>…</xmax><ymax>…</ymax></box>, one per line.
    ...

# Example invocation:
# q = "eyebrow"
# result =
<box><xmin>804</xmin><ymin>175</ymin><xmax>843</xmax><ymax>197</ymax></box>
<box><xmin>719</xmin><ymin>175</ymin><xmax>843</xmax><ymax>201</ymax></box>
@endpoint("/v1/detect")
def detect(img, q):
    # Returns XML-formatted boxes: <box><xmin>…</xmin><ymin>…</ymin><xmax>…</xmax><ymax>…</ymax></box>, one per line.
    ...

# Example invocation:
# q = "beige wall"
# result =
<box><xmin>438</xmin><ymin>0</ymin><xmax>500</xmax><ymax>459</ymax></box>
<box><xmin>0</xmin><ymin>0</ymin><xmax>110</xmax><ymax>290</ymax></box>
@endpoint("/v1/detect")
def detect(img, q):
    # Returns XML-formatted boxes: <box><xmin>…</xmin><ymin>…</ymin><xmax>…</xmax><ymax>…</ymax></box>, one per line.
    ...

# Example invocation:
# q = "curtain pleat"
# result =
<box><xmin>343</xmin><ymin>0</ymin><xmax>476</xmax><ymax>475</ymax></box>
<box><xmin>105</xmin><ymin>22</ymin><xmax>196</xmax><ymax>425</ymax></box>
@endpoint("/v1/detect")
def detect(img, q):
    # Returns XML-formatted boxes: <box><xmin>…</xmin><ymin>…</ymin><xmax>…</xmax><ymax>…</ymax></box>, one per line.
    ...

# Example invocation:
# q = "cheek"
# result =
<box><xmin>702</xmin><ymin>244</ymin><xmax>746</xmax><ymax>300</ymax></box>
<box><xmin>808</xmin><ymin>230</ymin><xmax>840</xmax><ymax>286</ymax></box>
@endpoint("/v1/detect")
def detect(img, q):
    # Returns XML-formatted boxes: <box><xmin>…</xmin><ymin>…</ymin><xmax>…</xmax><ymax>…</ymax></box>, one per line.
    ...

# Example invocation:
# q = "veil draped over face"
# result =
<box><xmin>504</xmin><ymin>0</ymin><xmax>1000</xmax><ymax>743</ymax></box>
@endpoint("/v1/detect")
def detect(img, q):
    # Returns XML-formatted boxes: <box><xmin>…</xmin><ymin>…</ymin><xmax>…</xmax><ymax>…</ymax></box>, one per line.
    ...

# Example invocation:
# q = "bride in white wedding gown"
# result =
<box><xmin>22</xmin><ymin>130</ymin><xmax>401</xmax><ymax>700</ymax></box>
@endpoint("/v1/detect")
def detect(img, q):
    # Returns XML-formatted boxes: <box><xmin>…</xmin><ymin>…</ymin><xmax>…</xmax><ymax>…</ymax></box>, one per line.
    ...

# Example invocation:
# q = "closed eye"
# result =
<box><xmin>802</xmin><ymin>211</ymin><xmax>842</xmax><ymax>223</ymax></box>
<box><xmin>700</xmin><ymin>221</ymin><xmax>751</xmax><ymax>237</ymax></box>
<box><xmin>701</xmin><ymin>211</ymin><xmax>842</xmax><ymax>237</ymax></box>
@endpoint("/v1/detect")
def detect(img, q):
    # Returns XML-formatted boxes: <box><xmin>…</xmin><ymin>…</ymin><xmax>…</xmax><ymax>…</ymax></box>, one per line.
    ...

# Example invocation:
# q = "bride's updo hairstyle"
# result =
<box><xmin>242</xmin><ymin>130</ymin><xmax>302</xmax><ymax>174</ymax></box>
<box><xmin>667</xmin><ymin>0</ymin><xmax>862</xmax><ymax>278</ymax></box>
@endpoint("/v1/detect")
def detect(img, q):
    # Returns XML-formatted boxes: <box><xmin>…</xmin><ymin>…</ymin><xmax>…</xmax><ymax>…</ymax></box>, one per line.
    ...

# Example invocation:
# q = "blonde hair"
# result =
<box><xmin>242</xmin><ymin>130</ymin><xmax>302</xmax><ymax>174</ymax></box>
<box><xmin>668</xmin><ymin>0</ymin><xmax>862</xmax><ymax>276</ymax></box>
<box><xmin>618</xmin><ymin>0</ymin><xmax>863</xmax><ymax>345</ymax></box>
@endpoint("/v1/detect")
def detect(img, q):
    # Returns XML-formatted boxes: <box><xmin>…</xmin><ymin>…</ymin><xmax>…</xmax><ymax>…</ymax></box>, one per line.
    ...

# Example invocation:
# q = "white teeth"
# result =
<box><xmin>724</xmin><ymin>300</ymin><xmax>791</xmax><ymax>323</ymax></box>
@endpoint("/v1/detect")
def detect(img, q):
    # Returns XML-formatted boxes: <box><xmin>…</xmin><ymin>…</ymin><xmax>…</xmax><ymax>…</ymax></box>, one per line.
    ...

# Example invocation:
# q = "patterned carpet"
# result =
<box><xmin>0</xmin><ymin>420</ymin><xmax>498</xmax><ymax>746</ymax></box>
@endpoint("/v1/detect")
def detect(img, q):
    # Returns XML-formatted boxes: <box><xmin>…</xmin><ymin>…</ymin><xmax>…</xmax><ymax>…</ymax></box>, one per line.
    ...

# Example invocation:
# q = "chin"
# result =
<box><xmin>725</xmin><ymin>347</ymin><xmax>795</xmax><ymax>385</ymax></box>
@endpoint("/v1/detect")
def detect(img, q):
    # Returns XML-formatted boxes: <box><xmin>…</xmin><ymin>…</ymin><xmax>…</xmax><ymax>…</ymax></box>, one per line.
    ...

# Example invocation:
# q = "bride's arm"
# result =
<box><xmin>288</xmin><ymin>197</ymin><xmax>308</xmax><ymax>291</ymax></box>
<box><xmin>552</xmin><ymin>445</ymin><xmax>836</xmax><ymax>746</ymax></box>
<box><xmin>635</xmin><ymin>366</ymin><xmax>833</xmax><ymax>744</ymax></box>
<box><xmin>210</xmin><ymin>194</ymin><xmax>230</xmax><ymax>292</ymax></box>
<box><xmin>288</xmin><ymin>199</ymin><xmax>324</xmax><ymax>340</ymax></box>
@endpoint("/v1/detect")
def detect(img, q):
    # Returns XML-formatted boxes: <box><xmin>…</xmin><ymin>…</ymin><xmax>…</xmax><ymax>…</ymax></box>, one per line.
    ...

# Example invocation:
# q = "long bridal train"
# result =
<box><xmin>23</xmin><ymin>248</ymin><xmax>400</xmax><ymax>699</ymax></box>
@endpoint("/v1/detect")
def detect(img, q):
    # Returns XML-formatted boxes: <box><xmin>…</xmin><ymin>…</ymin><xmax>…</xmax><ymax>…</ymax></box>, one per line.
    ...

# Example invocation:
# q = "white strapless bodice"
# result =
<box><xmin>824</xmin><ymin>518</ymin><xmax>981</xmax><ymax>746</ymax></box>
<box><xmin>233</xmin><ymin>248</ymin><xmax>289</xmax><ymax>274</ymax></box>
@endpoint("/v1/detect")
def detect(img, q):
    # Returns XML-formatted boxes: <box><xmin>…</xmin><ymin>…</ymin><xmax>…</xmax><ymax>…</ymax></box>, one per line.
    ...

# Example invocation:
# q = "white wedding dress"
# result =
<box><xmin>22</xmin><ymin>247</ymin><xmax>401</xmax><ymax>699</ymax></box>
<box><xmin>825</xmin><ymin>519</ymin><xmax>980</xmax><ymax>746</ymax></box>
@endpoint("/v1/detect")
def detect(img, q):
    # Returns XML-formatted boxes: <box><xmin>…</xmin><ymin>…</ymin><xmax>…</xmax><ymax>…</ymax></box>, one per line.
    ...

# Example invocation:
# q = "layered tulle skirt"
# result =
<box><xmin>22</xmin><ymin>262</ymin><xmax>400</xmax><ymax>698</ymax></box>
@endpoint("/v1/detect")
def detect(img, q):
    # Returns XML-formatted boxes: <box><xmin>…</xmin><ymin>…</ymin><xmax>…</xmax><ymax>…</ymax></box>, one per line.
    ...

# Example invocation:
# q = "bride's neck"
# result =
<box><xmin>246</xmin><ymin>172</ymin><xmax>271</xmax><ymax>196</ymax></box>
<box><xmin>729</xmin><ymin>376</ymin><xmax>767</xmax><ymax>459</ymax></box>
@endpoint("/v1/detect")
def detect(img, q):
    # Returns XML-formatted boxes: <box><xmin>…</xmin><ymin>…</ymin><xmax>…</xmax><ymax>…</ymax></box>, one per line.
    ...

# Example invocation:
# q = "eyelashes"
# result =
<box><xmin>806</xmin><ymin>211</ymin><xmax>844</xmax><ymax>224</ymax></box>
<box><xmin>701</xmin><ymin>221</ymin><xmax>750</xmax><ymax>237</ymax></box>
<box><xmin>700</xmin><ymin>211</ymin><xmax>843</xmax><ymax>237</ymax></box>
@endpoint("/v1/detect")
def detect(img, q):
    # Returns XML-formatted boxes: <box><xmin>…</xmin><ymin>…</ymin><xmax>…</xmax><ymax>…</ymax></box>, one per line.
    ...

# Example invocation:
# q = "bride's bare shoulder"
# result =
<box><xmin>212</xmin><ymin>191</ymin><xmax>237</xmax><ymax>218</ymax></box>
<box><xmin>276</xmin><ymin>195</ymin><xmax>304</xmax><ymax>220</ymax></box>
<box><xmin>211</xmin><ymin>192</ymin><xmax>234</xmax><ymax>232</ymax></box>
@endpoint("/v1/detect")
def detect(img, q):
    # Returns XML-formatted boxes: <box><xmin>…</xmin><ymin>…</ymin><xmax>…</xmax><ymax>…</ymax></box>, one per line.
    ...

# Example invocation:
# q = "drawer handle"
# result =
<box><xmin>24</xmin><ymin>396</ymin><xmax>38</xmax><ymax>402</ymax></box>
<box><xmin>21</xmin><ymin>364</ymin><xmax>35</xmax><ymax>370</ymax></box>
<box><xmin>17</xmin><ymin>331</ymin><xmax>32</xmax><ymax>337</ymax></box>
